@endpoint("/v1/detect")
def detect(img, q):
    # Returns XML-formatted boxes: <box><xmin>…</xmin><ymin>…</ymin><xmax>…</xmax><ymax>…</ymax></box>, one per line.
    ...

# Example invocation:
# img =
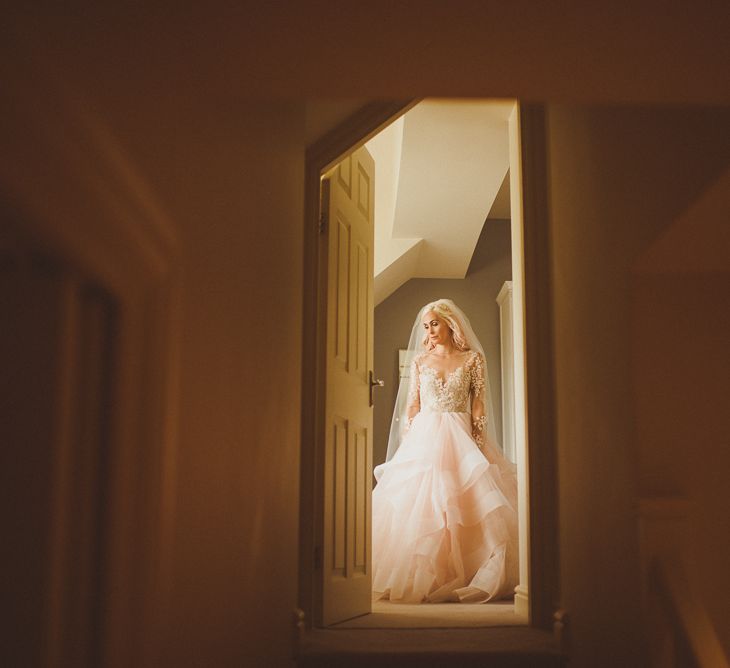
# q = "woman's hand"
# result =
<box><xmin>472</xmin><ymin>414</ymin><xmax>486</xmax><ymax>449</ymax></box>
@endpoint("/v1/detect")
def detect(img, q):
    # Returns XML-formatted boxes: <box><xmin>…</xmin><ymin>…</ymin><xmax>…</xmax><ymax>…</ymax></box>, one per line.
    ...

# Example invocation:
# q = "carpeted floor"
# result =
<box><xmin>331</xmin><ymin>599</ymin><xmax>525</xmax><ymax>629</ymax></box>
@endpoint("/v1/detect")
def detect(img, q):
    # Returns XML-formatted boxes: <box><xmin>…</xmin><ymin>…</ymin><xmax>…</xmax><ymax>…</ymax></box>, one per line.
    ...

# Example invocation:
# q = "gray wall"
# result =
<box><xmin>373</xmin><ymin>218</ymin><xmax>512</xmax><ymax>467</ymax></box>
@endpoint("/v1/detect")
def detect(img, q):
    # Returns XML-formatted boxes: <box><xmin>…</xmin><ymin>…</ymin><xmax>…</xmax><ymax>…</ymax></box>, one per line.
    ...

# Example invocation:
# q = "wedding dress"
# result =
<box><xmin>372</xmin><ymin>305</ymin><xmax>519</xmax><ymax>604</ymax></box>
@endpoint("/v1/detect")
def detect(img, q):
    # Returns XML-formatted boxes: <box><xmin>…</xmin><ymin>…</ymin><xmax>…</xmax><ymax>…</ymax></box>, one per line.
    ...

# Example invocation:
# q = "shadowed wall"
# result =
<box><xmin>633</xmin><ymin>268</ymin><xmax>730</xmax><ymax>653</ymax></box>
<box><xmin>546</xmin><ymin>105</ymin><xmax>730</xmax><ymax>667</ymax></box>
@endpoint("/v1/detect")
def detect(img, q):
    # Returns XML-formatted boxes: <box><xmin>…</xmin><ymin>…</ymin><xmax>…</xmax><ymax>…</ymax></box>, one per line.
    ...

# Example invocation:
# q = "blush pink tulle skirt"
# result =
<box><xmin>372</xmin><ymin>410</ymin><xmax>519</xmax><ymax>604</ymax></box>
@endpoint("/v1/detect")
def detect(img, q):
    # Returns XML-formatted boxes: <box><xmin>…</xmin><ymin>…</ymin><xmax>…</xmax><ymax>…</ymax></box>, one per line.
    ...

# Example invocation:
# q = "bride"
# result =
<box><xmin>372</xmin><ymin>298</ymin><xmax>518</xmax><ymax>604</ymax></box>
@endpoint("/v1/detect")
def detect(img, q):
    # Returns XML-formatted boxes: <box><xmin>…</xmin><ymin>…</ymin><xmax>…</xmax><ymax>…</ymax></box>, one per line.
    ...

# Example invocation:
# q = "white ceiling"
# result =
<box><xmin>366</xmin><ymin>99</ymin><xmax>514</xmax><ymax>305</ymax></box>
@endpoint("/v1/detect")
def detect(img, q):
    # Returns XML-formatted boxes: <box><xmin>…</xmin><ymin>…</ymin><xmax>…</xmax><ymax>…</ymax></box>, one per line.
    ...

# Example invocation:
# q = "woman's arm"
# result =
<box><xmin>404</xmin><ymin>357</ymin><xmax>421</xmax><ymax>432</ymax></box>
<box><xmin>470</xmin><ymin>353</ymin><xmax>487</xmax><ymax>448</ymax></box>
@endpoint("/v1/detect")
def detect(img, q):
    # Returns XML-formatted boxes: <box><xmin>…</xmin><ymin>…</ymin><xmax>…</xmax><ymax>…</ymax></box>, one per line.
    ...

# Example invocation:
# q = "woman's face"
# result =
<box><xmin>422</xmin><ymin>311</ymin><xmax>452</xmax><ymax>347</ymax></box>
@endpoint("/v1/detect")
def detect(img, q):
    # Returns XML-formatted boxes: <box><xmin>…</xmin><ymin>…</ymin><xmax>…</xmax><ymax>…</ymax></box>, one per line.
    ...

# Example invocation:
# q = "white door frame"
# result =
<box><xmin>298</xmin><ymin>101</ymin><xmax>560</xmax><ymax>632</ymax></box>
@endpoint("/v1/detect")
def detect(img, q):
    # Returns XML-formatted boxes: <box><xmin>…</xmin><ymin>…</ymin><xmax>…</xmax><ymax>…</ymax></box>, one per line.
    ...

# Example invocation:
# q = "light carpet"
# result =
<box><xmin>331</xmin><ymin>599</ymin><xmax>525</xmax><ymax>629</ymax></box>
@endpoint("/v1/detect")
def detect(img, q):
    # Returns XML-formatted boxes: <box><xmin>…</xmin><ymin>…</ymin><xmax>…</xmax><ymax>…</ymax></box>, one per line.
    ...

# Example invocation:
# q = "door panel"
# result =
<box><xmin>353</xmin><ymin>423</ymin><xmax>368</xmax><ymax>573</ymax></box>
<box><xmin>331</xmin><ymin>416</ymin><xmax>348</xmax><ymax>575</ymax></box>
<box><xmin>334</xmin><ymin>218</ymin><xmax>350</xmax><ymax>368</ymax></box>
<box><xmin>321</xmin><ymin>147</ymin><xmax>375</xmax><ymax>625</ymax></box>
<box><xmin>353</xmin><ymin>242</ymin><xmax>369</xmax><ymax>382</ymax></box>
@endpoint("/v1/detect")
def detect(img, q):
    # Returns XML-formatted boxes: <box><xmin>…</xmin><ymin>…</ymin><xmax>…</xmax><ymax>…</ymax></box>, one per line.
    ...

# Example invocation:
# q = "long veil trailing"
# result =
<box><xmin>384</xmin><ymin>298</ymin><xmax>500</xmax><ymax>462</ymax></box>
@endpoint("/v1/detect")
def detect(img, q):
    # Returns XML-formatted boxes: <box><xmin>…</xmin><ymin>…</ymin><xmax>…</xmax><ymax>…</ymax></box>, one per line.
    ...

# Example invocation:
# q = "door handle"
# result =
<box><xmin>369</xmin><ymin>370</ymin><xmax>385</xmax><ymax>407</ymax></box>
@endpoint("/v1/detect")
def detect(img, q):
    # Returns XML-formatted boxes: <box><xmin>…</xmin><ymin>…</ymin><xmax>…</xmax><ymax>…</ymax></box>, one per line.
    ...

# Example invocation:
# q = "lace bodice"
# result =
<box><xmin>411</xmin><ymin>356</ymin><xmax>479</xmax><ymax>412</ymax></box>
<box><xmin>407</xmin><ymin>350</ymin><xmax>488</xmax><ymax>446</ymax></box>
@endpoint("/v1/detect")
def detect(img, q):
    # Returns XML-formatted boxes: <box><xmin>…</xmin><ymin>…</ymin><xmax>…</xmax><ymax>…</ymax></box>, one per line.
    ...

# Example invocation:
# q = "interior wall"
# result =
<box><xmin>632</xmin><ymin>274</ymin><xmax>730</xmax><ymax>654</ymax></box>
<box><xmin>99</xmin><ymin>100</ymin><xmax>308</xmax><ymax>666</ymax></box>
<box><xmin>2</xmin><ymin>34</ymin><xmax>309</xmax><ymax>665</ymax></box>
<box><xmin>373</xmin><ymin>219</ymin><xmax>512</xmax><ymax>467</ymax></box>
<box><xmin>546</xmin><ymin>105</ymin><xmax>730</xmax><ymax>667</ymax></box>
<box><xmin>631</xmin><ymin>191</ymin><xmax>730</xmax><ymax>656</ymax></box>
<box><xmin>163</xmin><ymin>107</ymin><xmax>305</xmax><ymax>668</ymax></box>
<box><xmin>7</xmin><ymin>4</ymin><xmax>729</xmax><ymax>104</ymax></box>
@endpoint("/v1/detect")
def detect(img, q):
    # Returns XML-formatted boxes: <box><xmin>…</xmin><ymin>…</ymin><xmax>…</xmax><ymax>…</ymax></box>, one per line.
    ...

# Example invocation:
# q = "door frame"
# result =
<box><xmin>298</xmin><ymin>100</ymin><xmax>559</xmax><ymax>632</ymax></box>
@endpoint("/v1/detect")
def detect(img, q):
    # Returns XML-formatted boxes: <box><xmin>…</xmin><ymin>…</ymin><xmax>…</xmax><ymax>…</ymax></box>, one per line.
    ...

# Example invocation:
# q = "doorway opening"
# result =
<box><xmin>299</xmin><ymin>99</ymin><xmax>559</xmax><ymax>637</ymax></box>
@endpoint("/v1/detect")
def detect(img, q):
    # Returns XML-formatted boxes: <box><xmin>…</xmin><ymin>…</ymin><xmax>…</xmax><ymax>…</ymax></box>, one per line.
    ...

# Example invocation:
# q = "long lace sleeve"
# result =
<box><xmin>469</xmin><ymin>352</ymin><xmax>487</xmax><ymax>448</ymax></box>
<box><xmin>404</xmin><ymin>357</ymin><xmax>421</xmax><ymax>433</ymax></box>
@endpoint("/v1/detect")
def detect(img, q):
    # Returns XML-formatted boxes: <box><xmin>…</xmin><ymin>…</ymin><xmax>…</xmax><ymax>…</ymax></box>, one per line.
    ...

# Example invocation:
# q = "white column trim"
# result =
<box><xmin>496</xmin><ymin>280</ymin><xmax>516</xmax><ymax>463</ymax></box>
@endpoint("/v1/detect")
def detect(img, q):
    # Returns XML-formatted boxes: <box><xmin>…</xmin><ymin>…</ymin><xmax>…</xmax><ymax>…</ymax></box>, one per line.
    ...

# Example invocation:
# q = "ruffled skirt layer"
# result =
<box><xmin>372</xmin><ymin>410</ymin><xmax>518</xmax><ymax>604</ymax></box>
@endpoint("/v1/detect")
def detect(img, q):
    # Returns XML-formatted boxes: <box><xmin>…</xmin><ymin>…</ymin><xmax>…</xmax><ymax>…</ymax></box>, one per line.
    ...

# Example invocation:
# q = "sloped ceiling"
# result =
<box><xmin>367</xmin><ymin>99</ymin><xmax>514</xmax><ymax>305</ymax></box>
<box><xmin>488</xmin><ymin>169</ymin><xmax>511</xmax><ymax>220</ymax></box>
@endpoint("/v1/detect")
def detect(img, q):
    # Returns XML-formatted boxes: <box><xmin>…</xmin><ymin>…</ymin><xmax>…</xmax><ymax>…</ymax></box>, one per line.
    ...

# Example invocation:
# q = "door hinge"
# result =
<box><xmin>318</xmin><ymin>210</ymin><xmax>328</xmax><ymax>235</ymax></box>
<box><xmin>313</xmin><ymin>545</ymin><xmax>322</xmax><ymax>570</ymax></box>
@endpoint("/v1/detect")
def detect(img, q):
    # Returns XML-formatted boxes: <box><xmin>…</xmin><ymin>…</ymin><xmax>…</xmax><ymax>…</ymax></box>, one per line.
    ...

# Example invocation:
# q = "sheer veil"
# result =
<box><xmin>384</xmin><ymin>298</ymin><xmax>500</xmax><ymax>462</ymax></box>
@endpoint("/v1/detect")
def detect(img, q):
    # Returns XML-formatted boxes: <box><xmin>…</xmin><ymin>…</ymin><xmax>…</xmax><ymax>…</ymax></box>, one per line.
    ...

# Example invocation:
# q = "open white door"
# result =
<box><xmin>319</xmin><ymin>146</ymin><xmax>375</xmax><ymax>625</ymax></box>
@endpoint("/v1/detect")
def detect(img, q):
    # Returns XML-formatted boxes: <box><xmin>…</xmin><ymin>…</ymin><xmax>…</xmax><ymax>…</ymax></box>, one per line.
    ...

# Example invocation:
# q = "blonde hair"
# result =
<box><xmin>421</xmin><ymin>300</ymin><xmax>469</xmax><ymax>351</ymax></box>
